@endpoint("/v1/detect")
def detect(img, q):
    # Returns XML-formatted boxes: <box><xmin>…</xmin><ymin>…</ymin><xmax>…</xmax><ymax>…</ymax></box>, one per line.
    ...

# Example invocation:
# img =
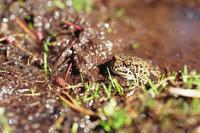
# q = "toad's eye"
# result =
<box><xmin>112</xmin><ymin>65</ymin><xmax>117</xmax><ymax>70</ymax></box>
<box><xmin>116</xmin><ymin>67</ymin><xmax>128</xmax><ymax>74</ymax></box>
<box><xmin>112</xmin><ymin>63</ymin><xmax>121</xmax><ymax>70</ymax></box>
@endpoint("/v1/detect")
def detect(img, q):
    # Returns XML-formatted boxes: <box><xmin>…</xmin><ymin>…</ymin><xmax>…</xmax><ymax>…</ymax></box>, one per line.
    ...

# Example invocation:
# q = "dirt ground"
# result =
<box><xmin>89</xmin><ymin>0</ymin><xmax>200</xmax><ymax>72</ymax></box>
<box><xmin>1</xmin><ymin>0</ymin><xmax>200</xmax><ymax>133</ymax></box>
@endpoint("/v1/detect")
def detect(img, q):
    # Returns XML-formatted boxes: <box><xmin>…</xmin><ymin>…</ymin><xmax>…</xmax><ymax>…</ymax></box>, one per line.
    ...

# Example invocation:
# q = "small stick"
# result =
<box><xmin>63</xmin><ymin>20</ymin><xmax>83</xmax><ymax>31</ymax></box>
<box><xmin>55</xmin><ymin>77</ymin><xmax>70</xmax><ymax>87</ymax></box>
<box><xmin>55</xmin><ymin>77</ymin><xmax>83</xmax><ymax>90</ymax></box>
<box><xmin>59</xmin><ymin>94</ymin><xmax>97</xmax><ymax>116</ymax></box>
<box><xmin>21</xmin><ymin>93</ymin><xmax>41</xmax><ymax>97</ymax></box>
<box><xmin>169</xmin><ymin>87</ymin><xmax>200</xmax><ymax>98</ymax></box>
<box><xmin>64</xmin><ymin>63</ymin><xmax>72</xmax><ymax>80</ymax></box>
<box><xmin>0</xmin><ymin>34</ymin><xmax>25</xmax><ymax>42</ymax></box>
<box><xmin>15</xmin><ymin>17</ymin><xmax>38</xmax><ymax>42</ymax></box>
<box><xmin>65</xmin><ymin>83</ymin><xmax>83</xmax><ymax>89</ymax></box>
<box><xmin>0</xmin><ymin>37</ymin><xmax>7</xmax><ymax>42</ymax></box>
<box><xmin>27</xmin><ymin>101</ymin><xmax>41</xmax><ymax>107</ymax></box>
<box><xmin>61</xmin><ymin>91</ymin><xmax>78</xmax><ymax>106</ymax></box>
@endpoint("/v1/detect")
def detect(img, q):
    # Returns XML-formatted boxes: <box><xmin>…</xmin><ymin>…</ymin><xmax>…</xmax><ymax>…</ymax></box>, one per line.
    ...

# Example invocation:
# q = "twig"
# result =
<box><xmin>169</xmin><ymin>87</ymin><xmax>200</xmax><ymax>98</ymax></box>
<box><xmin>22</xmin><ymin>92</ymin><xmax>41</xmax><ymax>97</ymax></box>
<box><xmin>64</xmin><ymin>83</ymin><xmax>83</xmax><ymax>89</ymax></box>
<box><xmin>65</xmin><ymin>63</ymin><xmax>72</xmax><ymax>80</ymax></box>
<box><xmin>55</xmin><ymin>77</ymin><xmax>83</xmax><ymax>90</ymax></box>
<box><xmin>63</xmin><ymin>20</ymin><xmax>83</xmax><ymax>31</ymax></box>
<box><xmin>55</xmin><ymin>77</ymin><xmax>70</xmax><ymax>87</ymax></box>
<box><xmin>0</xmin><ymin>37</ymin><xmax>7</xmax><ymax>42</ymax></box>
<box><xmin>15</xmin><ymin>17</ymin><xmax>38</xmax><ymax>42</ymax></box>
<box><xmin>28</xmin><ymin>101</ymin><xmax>41</xmax><ymax>107</ymax></box>
<box><xmin>59</xmin><ymin>94</ymin><xmax>97</xmax><ymax>116</ymax></box>
<box><xmin>0</xmin><ymin>34</ymin><xmax>25</xmax><ymax>42</ymax></box>
<box><xmin>61</xmin><ymin>91</ymin><xmax>78</xmax><ymax>106</ymax></box>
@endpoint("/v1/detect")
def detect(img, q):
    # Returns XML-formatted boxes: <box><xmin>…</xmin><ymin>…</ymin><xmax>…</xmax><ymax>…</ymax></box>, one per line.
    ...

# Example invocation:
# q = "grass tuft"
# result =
<box><xmin>99</xmin><ymin>98</ymin><xmax>132</xmax><ymax>132</ymax></box>
<box><xmin>71</xmin><ymin>122</ymin><xmax>78</xmax><ymax>133</ymax></box>
<box><xmin>0</xmin><ymin>107</ymin><xmax>13</xmax><ymax>133</ymax></box>
<box><xmin>43</xmin><ymin>39</ymin><xmax>54</xmax><ymax>74</ymax></box>
<box><xmin>182</xmin><ymin>65</ymin><xmax>200</xmax><ymax>89</ymax></box>
<box><xmin>72</xmin><ymin>0</ymin><xmax>93</xmax><ymax>13</ymax></box>
<box><xmin>101</xmin><ymin>83</ymin><xmax>112</xmax><ymax>98</ymax></box>
<box><xmin>53</xmin><ymin>0</ymin><xmax>66</xmax><ymax>9</ymax></box>
<box><xmin>107</xmin><ymin>68</ymin><xmax>124</xmax><ymax>95</ymax></box>
<box><xmin>83</xmin><ymin>82</ymin><xmax>100</xmax><ymax>102</ymax></box>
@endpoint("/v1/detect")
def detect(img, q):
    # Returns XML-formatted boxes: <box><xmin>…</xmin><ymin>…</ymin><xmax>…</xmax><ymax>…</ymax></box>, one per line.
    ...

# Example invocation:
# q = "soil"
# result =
<box><xmin>89</xmin><ymin>0</ymin><xmax>200</xmax><ymax>72</ymax></box>
<box><xmin>0</xmin><ymin>0</ymin><xmax>200</xmax><ymax>133</ymax></box>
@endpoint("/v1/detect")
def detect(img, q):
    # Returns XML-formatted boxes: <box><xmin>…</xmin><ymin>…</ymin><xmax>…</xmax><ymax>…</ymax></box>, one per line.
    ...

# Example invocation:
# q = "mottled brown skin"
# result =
<box><xmin>110</xmin><ymin>54</ymin><xmax>160</xmax><ymax>85</ymax></box>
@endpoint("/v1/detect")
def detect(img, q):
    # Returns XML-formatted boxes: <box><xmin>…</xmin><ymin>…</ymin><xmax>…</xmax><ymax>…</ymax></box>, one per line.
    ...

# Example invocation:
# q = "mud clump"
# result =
<box><xmin>50</xmin><ymin>18</ymin><xmax>113</xmax><ymax>80</ymax></box>
<box><xmin>73</xmin><ymin>26</ymin><xmax>113</xmax><ymax>79</ymax></box>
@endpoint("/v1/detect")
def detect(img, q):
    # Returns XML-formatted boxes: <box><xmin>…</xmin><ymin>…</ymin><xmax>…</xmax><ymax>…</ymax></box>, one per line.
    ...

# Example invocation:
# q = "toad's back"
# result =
<box><xmin>110</xmin><ymin>54</ymin><xmax>160</xmax><ymax>85</ymax></box>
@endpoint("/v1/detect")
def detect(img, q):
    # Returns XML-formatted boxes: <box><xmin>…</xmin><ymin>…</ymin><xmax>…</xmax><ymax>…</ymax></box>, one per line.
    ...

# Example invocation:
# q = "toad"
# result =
<box><xmin>110</xmin><ymin>54</ymin><xmax>160</xmax><ymax>85</ymax></box>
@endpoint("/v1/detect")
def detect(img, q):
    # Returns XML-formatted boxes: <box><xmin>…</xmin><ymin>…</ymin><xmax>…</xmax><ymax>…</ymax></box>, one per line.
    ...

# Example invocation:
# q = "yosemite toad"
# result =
<box><xmin>110</xmin><ymin>54</ymin><xmax>160</xmax><ymax>85</ymax></box>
